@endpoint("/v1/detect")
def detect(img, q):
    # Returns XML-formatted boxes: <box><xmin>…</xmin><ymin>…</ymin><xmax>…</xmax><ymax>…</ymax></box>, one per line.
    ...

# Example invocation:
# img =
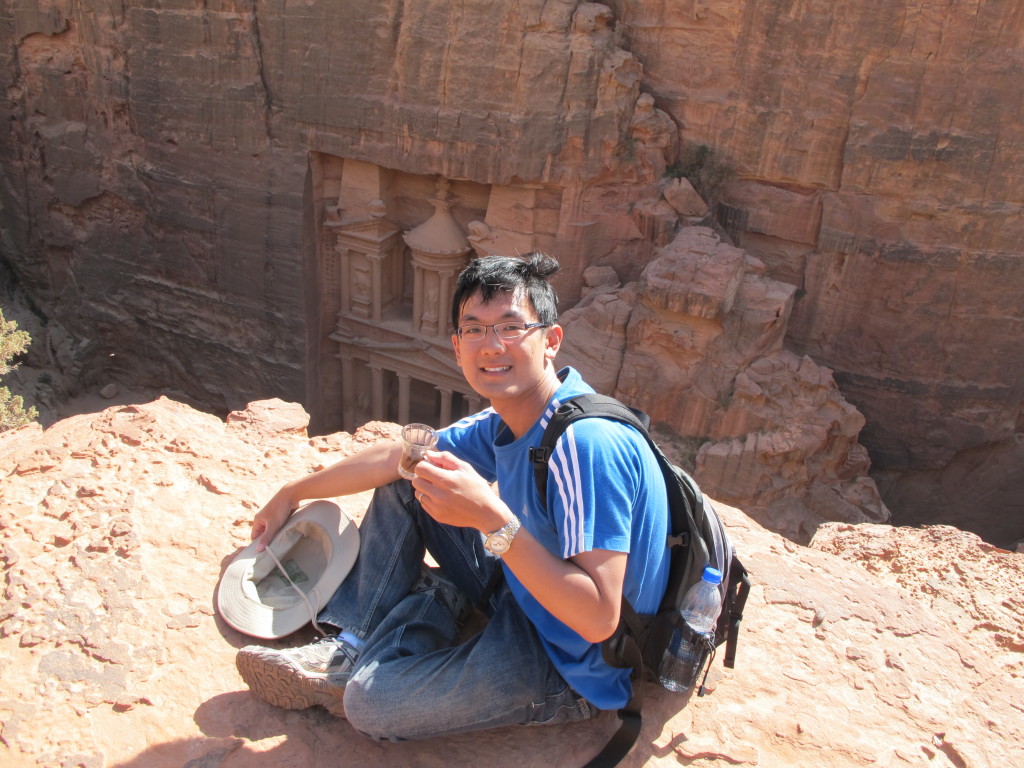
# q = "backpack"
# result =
<box><xmin>529</xmin><ymin>394</ymin><xmax>751</xmax><ymax>768</ymax></box>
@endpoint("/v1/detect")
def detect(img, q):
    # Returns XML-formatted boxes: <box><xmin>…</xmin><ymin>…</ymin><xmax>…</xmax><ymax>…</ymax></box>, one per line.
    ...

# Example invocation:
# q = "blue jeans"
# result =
<box><xmin>317</xmin><ymin>480</ymin><xmax>595</xmax><ymax>741</ymax></box>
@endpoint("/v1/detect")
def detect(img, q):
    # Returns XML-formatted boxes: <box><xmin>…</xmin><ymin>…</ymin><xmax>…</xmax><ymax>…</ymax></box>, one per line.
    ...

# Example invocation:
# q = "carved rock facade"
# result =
<box><xmin>0</xmin><ymin>1</ymin><xmax>1020</xmax><ymax>543</ymax></box>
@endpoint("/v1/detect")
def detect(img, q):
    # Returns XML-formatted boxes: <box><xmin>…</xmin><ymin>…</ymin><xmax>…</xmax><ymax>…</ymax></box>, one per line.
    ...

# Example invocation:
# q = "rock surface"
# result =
<box><xmin>1</xmin><ymin>398</ymin><xmax>1022</xmax><ymax>767</ymax></box>
<box><xmin>559</xmin><ymin>227</ymin><xmax>888</xmax><ymax>543</ymax></box>
<box><xmin>0</xmin><ymin>0</ymin><xmax>1020</xmax><ymax>544</ymax></box>
<box><xmin>610</xmin><ymin>1</ymin><xmax>1024</xmax><ymax>540</ymax></box>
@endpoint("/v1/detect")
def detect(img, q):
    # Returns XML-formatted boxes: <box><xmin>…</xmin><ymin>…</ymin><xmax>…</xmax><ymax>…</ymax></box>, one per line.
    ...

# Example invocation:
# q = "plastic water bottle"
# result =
<box><xmin>657</xmin><ymin>566</ymin><xmax>723</xmax><ymax>692</ymax></box>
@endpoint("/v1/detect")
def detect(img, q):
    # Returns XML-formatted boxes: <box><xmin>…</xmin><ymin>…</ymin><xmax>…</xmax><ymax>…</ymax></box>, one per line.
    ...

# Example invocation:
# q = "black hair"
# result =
<box><xmin>450</xmin><ymin>253</ymin><xmax>560</xmax><ymax>330</ymax></box>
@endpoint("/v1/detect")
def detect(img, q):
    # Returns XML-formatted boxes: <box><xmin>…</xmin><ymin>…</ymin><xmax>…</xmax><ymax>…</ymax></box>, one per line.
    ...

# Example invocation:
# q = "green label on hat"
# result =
<box><xmin>280</xmin><ymin>558</ymin><xmax>309</xmax><ymax>584</ymax></box>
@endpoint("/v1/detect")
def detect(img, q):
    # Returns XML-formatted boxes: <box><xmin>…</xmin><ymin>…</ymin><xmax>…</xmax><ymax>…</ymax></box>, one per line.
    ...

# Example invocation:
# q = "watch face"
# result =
<box><xmin>487</xmin><ymin>533</ymin><xmax>510</xmax><ymax>556</ymax></box>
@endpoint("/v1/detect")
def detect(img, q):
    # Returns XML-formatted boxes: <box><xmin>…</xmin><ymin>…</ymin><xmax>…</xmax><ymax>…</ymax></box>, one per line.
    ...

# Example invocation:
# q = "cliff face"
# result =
<box><xmin>0</xmin><ymin>0</ymin><xmax>654</xmax><ymax>410</ymax></box>
<box><xmin>605</xmin><ymin>0</ymin><xmax>1024</xmax><ymax>542</ymax></box>
<box><xmin>0</xmin><ymin>1</ymin><xmax>1020</xmax><ymax>543</ymax></box>
<box><xmin>1</xmin><ymin>398</ymin><xmax>1021</xmax><ymax>767</ymax></box>
<box><xmin>559</xmin><ymin>227</ymin><xmax>889</xmax><ymax>543</ymax></box>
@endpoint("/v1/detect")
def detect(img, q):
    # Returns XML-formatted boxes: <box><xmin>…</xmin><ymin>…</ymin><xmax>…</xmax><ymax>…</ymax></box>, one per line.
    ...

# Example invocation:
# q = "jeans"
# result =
<box><xmin>317</xmin><ymin>480</ymin><xmax>595</xmax><ymax>741</ymax></box>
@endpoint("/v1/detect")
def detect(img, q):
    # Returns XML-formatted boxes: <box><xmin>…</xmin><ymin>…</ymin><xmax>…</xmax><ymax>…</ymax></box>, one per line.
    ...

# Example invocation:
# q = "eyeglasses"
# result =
<box><xmin>455</xmin><ymin>321</ymin><xmax>549</xmax><ymax>342</ymax></box>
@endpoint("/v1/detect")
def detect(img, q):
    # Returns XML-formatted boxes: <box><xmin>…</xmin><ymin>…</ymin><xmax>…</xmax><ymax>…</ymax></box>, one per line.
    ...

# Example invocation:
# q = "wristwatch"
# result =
<box><xmin>484</xmin><ymin>514</ymin><xmax>521</xmax><ymax>557</ymax></box>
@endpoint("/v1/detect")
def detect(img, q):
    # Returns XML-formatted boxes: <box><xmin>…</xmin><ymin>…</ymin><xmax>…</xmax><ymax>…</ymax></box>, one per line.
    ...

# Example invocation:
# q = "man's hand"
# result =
<box><xmin>413</xmin><ymin>450</ymin><xmax>625</xmax><ymax>643</ymax></box>
<box><xmin>251</xmin><ymin>486</ymin><xmax>298</xmax><ymax>552</ymax></box>
<box><xmin>411</xmin><ymin>451</ymin><xmax>509</xmax><ymax>533</ymax></box>
<box><xmin>248</xmin><ymin>439</ymin><xmax>405</xmax><ymax>552</ymax></box>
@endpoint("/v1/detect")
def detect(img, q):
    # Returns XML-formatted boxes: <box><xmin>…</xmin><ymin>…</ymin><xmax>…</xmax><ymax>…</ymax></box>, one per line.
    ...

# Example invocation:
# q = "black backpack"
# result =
<box><xmin>529</xmin><ymin>394</ymin><xmax>751</xmax><ymax>768</ymax></box>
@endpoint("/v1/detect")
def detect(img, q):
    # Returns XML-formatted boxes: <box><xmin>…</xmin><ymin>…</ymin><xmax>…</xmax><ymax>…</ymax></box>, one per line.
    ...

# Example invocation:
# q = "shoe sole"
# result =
<box><xmin>236</xmin><ymin>650</ymin><xmax>347</xmax><ymax>717</ymax></box>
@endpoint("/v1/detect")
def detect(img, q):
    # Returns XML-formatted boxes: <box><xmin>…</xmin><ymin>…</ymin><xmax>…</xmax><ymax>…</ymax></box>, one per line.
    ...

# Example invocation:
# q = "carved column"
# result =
<box><xmin>370</xmin><ymin>365</ymin><xmax>385</xmax><ymax>422</ymax></box>
<box><xmin>437</xmin><ymin>270</ymin><xmax>454</xmax><ymax>335</ymax></box>
<box><xmin>339</xmin><ymin>251</ymin><xmax>352</xmax><ymax>319</ymax></box>
<box><xmin>368</xmin><ymin>252</ymin><xmax>384</xmax><ymax>321</ymax></box>
<box><xmin>412</xmin><ymin>263</ymin><xmax>424</xmax><ymax>335</ymax></box>
<box><xmin>466</xmin><ymin>395</ymin><xmax>484</xmax><ymax>415</ymax></box>
<box><xmin>397</xmin><ymin>373</ymin><xmax>411</xmax><ymax>425</ymax></box>
<box><xmin>340</xmin><ymin>353</ymin><xmax>355</xmax><ymax>433</ymax></box>
<box><xmin>437</xmin><ymin>387</ymin><xmax>453</xmax><ymax>426</ymax></box>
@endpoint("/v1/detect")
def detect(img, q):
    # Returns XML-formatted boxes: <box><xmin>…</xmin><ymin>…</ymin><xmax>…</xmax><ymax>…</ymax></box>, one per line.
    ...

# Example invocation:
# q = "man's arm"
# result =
<box><xmin>413</xmin><ymin>451</ymin><xmax>625</xmax><ymax>643</ymax></box>
<box><xmin>251</xmin><ymin>438</ymin><xmax>404</xmax><ymax>550</ymax></box>
<box><xmin>505</xmin><ymin>534</ymin><xmax>626</xmax><ymax>643</ymax></box>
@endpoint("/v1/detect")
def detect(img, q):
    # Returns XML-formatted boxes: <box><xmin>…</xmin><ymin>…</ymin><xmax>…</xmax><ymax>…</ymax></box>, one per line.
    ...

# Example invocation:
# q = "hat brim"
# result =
<box><xmin>216</xmin><ymin>500</ymin><xmax>360</xmax><ymax>639</ymax></box>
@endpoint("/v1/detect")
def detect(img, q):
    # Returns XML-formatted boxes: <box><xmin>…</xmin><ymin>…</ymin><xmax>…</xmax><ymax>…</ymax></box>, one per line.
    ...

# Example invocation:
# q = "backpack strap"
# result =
<box><xmin>583</xmin><ymin>607</ymin><xmax>645</xmax><ymax>768</ymax></box>
<box><xmin>530</xmin><ymin>394</ymin><xmax>651</xmax><ymax>505</ymax></box>
<box><xmin>722</xmin><ymin>556</ymin><xmax>751</xmax><ymax>669</ymax></box>
<box><xmin>583</xmin><ymin>696</ymin><xmax>643</xmax><ymax>768</ymax></box>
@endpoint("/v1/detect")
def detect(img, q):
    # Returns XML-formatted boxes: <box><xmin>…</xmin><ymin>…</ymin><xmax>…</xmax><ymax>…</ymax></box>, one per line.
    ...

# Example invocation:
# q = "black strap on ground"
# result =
<box><xmin>583</xmin><ymin>617</ymin><xmax>646</xmax><ymax>768</ymax></box>
<box><xmin>582</xmin><ymin>703</ymin><xmax>643</xmax><ymax>768</ymax></box>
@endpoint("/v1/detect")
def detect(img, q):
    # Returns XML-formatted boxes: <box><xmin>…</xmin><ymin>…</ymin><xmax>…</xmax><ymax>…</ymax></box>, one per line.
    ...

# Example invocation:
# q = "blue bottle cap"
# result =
<box><xmin>702</xmin><ymin>566</ymin><xmax>723</xmax><ymax>585</ymax></box>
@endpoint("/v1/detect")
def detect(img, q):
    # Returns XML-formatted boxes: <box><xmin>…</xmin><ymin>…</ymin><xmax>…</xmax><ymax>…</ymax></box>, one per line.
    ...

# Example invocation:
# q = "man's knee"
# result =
<box><xmin>371</xmin><ymin>479</ymin><xmax>413</xmax><ymax>510</ymax></box>
<box><xmin>343</xmin><ymin>672</ymin><xmax>407</xmax><ymax>741</ymax></box>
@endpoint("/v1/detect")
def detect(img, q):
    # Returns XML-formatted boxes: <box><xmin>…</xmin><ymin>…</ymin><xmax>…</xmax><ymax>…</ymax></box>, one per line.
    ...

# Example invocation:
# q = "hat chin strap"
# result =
<box><xmin>262</xmin><ymin>544</ymin><xmax>328</xmax><ymax>637</ymax></box>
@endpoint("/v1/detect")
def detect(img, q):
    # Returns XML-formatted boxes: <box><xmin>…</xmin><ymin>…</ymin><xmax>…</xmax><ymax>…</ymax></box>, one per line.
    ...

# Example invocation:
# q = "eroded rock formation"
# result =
<box><xmin>560</xmin><ymin>227</ymin><xmax>888</xmax><ymax>542</ymax></box>
<box><xmin>0</xmin><ymin>399</ymin><xmax>1021</xmax><ymax>767</ymax></box>
<box><xmin>605</xmin><ymin>1</ymin><xmax>1024</xmax><ymax>544</ymax></box>
<box><xmin>0</xmin><ymin>1</ymin><xmax>1020</xmax><ymax>544</ymax></box>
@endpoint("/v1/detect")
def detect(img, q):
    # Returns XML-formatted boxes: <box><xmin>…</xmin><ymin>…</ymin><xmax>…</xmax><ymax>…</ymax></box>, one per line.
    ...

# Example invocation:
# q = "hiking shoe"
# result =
<box><xmin>235</xmin><ymin>634</ymin><xmax>359</xmax><ymax>717</ymax></box>
<box><xmin>413</xmin><ymin>566</ymin><xmax>472</xmax><ymax>625</ymax></box>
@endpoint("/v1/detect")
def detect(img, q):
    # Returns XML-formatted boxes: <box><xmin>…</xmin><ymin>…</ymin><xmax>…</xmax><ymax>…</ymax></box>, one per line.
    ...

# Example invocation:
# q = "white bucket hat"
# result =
<box><xmin>216</xmin><ymin>500</ymin><xmax>360</xmax><ymax>639</ymax></box>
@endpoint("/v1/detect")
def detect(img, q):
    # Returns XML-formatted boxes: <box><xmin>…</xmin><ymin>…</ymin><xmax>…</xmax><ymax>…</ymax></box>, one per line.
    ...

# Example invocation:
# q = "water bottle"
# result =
<box><xmin>657</xmin><ymin>566</ymin><xmax>723</xmax><ymax>692</ymax></box>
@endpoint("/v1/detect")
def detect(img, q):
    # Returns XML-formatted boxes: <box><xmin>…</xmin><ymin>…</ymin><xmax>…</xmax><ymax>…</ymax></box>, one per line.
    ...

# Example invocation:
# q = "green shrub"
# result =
<box><xmin>1</xmin><ymin>308</ymin><xmax>38</xmax><ymax>431</ymax></box>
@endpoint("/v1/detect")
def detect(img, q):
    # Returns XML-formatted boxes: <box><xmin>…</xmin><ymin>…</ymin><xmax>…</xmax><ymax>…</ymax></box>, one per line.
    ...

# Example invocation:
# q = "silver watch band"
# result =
<box><xmin>484</xmin><ymin>514</ymin><xmax>521</xmax><ymax>556</ymax></box>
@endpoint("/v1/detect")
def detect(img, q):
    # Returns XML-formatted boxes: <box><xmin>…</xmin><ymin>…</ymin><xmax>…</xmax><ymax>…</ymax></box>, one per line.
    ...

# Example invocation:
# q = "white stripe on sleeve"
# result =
<box><xmin>550</xmin><ymin>423</ymin><xmax>585</xmax><ymax>557</ymax></box>
<box><xmin>440</xmin><ymin>407</ymin><xmax>496</xmax><ymax>435</ymax></box>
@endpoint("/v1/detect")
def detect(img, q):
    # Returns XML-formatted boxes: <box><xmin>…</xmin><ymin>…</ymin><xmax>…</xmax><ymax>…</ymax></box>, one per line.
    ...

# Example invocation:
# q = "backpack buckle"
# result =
<box><xmin>529</xmin><ymin>446</ymin><xmax>552</xmax><ymax>465</ymax></box>
<box><xmin>666</xmin><ymin>531</ymin><xmax>690</xmax><ymax>548</ymax></box>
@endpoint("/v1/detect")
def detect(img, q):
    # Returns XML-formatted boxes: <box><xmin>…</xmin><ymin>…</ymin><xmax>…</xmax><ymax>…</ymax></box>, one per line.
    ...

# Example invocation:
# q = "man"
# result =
<box><xmin>237</xmin><ymin>253</ymin><xmax>669</xmax><ymax>740</ymax></box>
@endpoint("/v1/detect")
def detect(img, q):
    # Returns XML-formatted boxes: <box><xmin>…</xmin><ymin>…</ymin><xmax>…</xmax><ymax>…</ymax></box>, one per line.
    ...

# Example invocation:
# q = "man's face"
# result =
<box><xmin>451</xmin><ymin>289</ymin><xmax>562</xmax><ymax>407</ymax></box>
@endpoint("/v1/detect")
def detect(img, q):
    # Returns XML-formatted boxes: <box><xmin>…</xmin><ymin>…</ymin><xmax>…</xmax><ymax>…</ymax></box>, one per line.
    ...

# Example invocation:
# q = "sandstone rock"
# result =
<box><xmin>225</xmin><ymin>398</ymin><xmax>311</xmax><ymax>440</ymax></box>
<box><xmin>2</xmin><ymin>0</ymin><xmax>1020</xmax><ymax>555</ymax></box>
<box><xmin>627</xmin><ymin>92</ymin><xmax>679</xmax><ymax>180</ymax></box>
<box><xmin>610</xmin><ymin>2</ymin><xmax>1024</xmax><ymax>539</ymax></box>
<box><xmin>638</xmin><ymin>228</ymin><xmax>747</xmax><ymax>320</ymax></box>
<box><xmin>579</xmin><ymin>264</ymin><xmax>622</xmax><ymax>302</ymax></box>
<box><xmin>558</xmin><ymin>286</ymin><xmax>637</xmax><ymax>397</ymax></box>
<box><xmin>720</xmin><ymin>179</ymin><xmax>822</xmax><ymax>251</ymax></box>
<box><xmin>810</xmin><ymin>523</ymin><xmax>1024</xmax><ymax>668</ymax></box>
<box><xmin>582</xmin><ymin>265</ymin><xmax>621</xmax><ymax>291</ymax></box>
<box><xmin>0</xmin><ymin>399</ymin><xmax>1021</xmax><ymax>767</ymax></box>
<box><xmin>662</xmin><ymin>177</ymin><xmax>708</xmax><ymax>219</ymax></box>
<box><xmin>630</xmin><ymin>198</ymin><xmax>678</xmax><ymax>248</ymax></box>
<box><xmin>560</xmin><ymin>227</ymin><xmax>884</xmax><ymax>542</ymax></box>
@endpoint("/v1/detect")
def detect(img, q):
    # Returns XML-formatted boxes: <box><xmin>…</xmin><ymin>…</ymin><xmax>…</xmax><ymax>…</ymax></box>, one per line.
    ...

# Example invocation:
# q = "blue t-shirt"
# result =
<box><xmin>437</xmin><ymin>367</ymin><xmax>670</xmax><ymax>709</ymax></box>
